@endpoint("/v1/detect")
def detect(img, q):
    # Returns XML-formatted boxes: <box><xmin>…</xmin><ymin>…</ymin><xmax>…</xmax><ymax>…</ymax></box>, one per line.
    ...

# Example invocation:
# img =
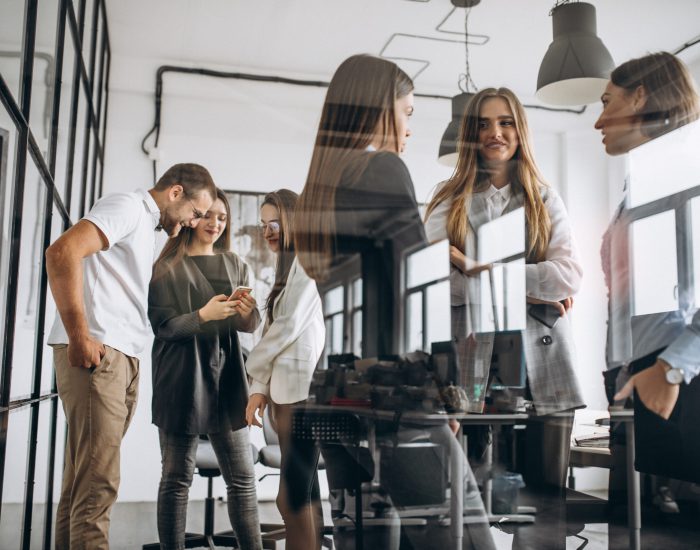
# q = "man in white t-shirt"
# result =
<box><xmin>45</xmin><ymin>163</ymin><xmax>216</xmax><ymax>550</ymax></box>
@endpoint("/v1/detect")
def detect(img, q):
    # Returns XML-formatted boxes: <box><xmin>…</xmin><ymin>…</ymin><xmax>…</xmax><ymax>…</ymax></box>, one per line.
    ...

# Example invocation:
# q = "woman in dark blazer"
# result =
<box><xmin>149</xmin><ymin>188</ymin><xmax>263</xmax><ymax>550</ymax></box>
<box><xmin>294</xmin><ymin>54</ymin><xmax>495</xmax><ymax>550</ymax></box>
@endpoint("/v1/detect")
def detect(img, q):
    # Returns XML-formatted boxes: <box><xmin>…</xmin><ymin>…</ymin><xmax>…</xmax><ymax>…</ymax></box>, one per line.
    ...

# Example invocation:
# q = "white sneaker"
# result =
<box><xmin>653</xmin><ymin>486</ymin><xmax>680</xmax><ymax>514</ymax></box>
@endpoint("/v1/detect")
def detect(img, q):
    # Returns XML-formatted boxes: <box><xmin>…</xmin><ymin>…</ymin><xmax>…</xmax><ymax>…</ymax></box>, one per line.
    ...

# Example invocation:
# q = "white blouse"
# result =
<box><xmin>424</xmin><ymin>182</ymin><xmax>582</xmax><ymax>303</ymax></box>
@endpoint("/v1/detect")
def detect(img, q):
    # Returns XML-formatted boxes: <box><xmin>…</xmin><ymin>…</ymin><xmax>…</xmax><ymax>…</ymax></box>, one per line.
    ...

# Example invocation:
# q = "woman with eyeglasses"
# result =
<box><xmin>149</xmin><ymin>188</ymin><xmax>263</xmax><ymax>550</ymax></box>
<box><xmin>245</xmin><ymin>189</ymin><xmax>325</xmax><ymax>550</ymax></box>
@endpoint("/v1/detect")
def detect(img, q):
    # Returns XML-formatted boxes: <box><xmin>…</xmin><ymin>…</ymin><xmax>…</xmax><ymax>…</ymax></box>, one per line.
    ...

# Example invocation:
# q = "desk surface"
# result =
<box><xmin>299</xmin><ymin>404</ymin><xmax>634</xmax><ymax>423</ymax></box>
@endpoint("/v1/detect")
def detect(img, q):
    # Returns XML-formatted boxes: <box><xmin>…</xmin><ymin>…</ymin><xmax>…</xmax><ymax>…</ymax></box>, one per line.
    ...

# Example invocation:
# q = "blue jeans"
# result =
<box><xmin>157</xmin><ymin>427</ymin><xmax>262</xmax><ymax>550</ymax></box>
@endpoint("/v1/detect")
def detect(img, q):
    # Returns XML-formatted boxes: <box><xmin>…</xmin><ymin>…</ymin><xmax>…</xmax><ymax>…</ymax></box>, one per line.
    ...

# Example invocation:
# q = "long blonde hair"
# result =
<box><xmin>425</xmin><ymin>87</ymin><xmax>551</xmax><ymax>262</ymax></box>
<box><xmin>294</xmin><ymin>54</ymin><xmax>414</xmax><ymax>281</ymax></box>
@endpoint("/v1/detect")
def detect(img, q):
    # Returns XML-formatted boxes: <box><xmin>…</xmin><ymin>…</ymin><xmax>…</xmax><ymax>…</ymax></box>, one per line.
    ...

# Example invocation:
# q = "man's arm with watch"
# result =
<box><xmin>613</xmin><ymin>309</ymin><xmax>700</xmax><ymax>420</ymax></box>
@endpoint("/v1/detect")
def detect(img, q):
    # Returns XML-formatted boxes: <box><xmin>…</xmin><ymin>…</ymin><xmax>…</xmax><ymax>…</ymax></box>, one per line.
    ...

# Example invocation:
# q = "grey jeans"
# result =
<box><xmin>157</xmin><ymin>427</ymin><xmax>262</xmax><ymax>550</ymax></box>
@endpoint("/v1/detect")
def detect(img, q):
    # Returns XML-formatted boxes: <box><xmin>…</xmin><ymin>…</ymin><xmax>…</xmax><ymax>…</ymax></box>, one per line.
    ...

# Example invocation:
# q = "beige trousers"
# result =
<box><xmin>53</xmin><ymin>344</ymin><xmax>139</xmax><ymax>550</ymax></box>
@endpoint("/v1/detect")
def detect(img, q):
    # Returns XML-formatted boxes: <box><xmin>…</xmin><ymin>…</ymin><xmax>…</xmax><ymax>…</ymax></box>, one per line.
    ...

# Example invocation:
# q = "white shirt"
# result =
<box><xmin>246</xmin><ymin>258</ymin><xmax>325</xmax><ymax>404</ymax></box>
<box><xmin>48</xmin><ymin>189</ymin><xmax>161</xmax><ymax>358</ymax></box>
<box><xmin>484</xmin><ymin>183</ymin><xmax>512</xmax><ymax>219</ymax></box>
<box><xmin>425</xmin><ymin>182</ymin><xmax>581</xmax><ymax>304</ymax></box>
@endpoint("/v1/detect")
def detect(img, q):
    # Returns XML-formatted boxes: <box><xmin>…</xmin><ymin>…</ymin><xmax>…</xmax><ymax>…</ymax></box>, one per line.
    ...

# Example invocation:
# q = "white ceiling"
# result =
<box><xmin>105</xmin><ymin>0</ymin><xmax>700</xmax><ymax>101</ymax></box>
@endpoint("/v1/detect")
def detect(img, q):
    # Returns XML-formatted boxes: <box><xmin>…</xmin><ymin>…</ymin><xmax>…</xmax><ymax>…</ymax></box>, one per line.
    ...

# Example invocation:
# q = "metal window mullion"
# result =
<box><xmin>0</xmin><ymin>80</ymin><xmax>70</xmax><ymax>227</ymax></box>
<box><xmin>344</xmin><ymin>276</ymin><xmax>353</xmax><ymax>353</ymax></box>
<box><xmin>21</xmin><ymin>158</ymin><xmax>56</xmax><ymax>549</ymax></box>
<box><xmin>404</xmin><ymin>275</ymin><xmax>450</xmax><ymax>295</ymax></box>
<box><xmin>42</xmin><ymin>392</ymin><xmax>60</xmax><ymax>550</ymax></box>
<box><xmin>0</xmin><ymin>108</ymin><xmax>28</xmax><ymax>531</ymax></box>
<box><xmin>93</xmin><ymin>25</ymin><xmax>106</xmax><ymax>131</ymax></box>
<box><xmin>67</xmin><ymin>2</ymin><xmax>101</xmax><ymax>169</ymax></box>
<box><xmin>677</xmin><ymin>202</ymin><xmax>694</xmax><ymax>312</ymax></box>
<box><xmin>0</xmin><ymin>0</ymin><xmax>39</xmax><ymax>522</ymax></box>
<box><xmin>97</xmin><ymin>47</ymin><xmax>109</xmax><ymax>198</ymax></box>
<box><xmin>47</xmin><ymin>0</ymin><xmax>68</xmax><ymax>179</ymax></box>
<box><xmin>626</xmin><ymin>185</ymin><xmax>700</xmax><ymax>223</ymax></box>
<box><xmin>28</xmin><ymin>133</ymin><xmax>70</xmax><ymax>223</ymax></box>
<box><xmin>86</xmin><ymin>0</ymin><xmax>99</xmax><ymax>92</ymax></box>
<box><xmin>18</xmin><ymin>0</ymin><xmax>42</xmax><ymax>540</ymax></box>
<box><xmin>62</xmin><ymin>6</ymin><xmax>82</xmax><ymax>221</ymax></box>
<box><xmin>421</xmin><ymin>288</ymin><xmax>428</xmax><ymax>352</ymax></box>
<box><xmin>78</xmin><ymin>66</ymin><xmax>93</xmax><ymax>217</ymax></box>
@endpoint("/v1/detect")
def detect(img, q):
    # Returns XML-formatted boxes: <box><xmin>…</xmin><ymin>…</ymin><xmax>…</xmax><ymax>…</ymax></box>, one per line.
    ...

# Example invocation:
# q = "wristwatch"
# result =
<box><xmin>663</xmin><ymin>364</ymin><xmax>684</xmax><ymax>385</ymax></box>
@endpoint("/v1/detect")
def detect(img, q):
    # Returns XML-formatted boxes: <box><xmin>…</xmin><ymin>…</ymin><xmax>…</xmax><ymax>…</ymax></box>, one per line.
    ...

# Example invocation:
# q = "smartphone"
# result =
<box><xmin>228</xmin><ymin>286</ymin><xmax>252</xmax><ymax>302</ymax></box>
<box><xmin>527</xmin><ymin>303</ymin><xmax>561</xmax><ymax>328</ymax></box>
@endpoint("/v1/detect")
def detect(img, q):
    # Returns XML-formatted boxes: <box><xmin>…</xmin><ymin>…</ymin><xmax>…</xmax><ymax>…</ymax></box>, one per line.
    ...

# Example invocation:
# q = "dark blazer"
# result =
<box><xmin>332</xmin><ymin>151</ymin><xmax>426</xmax><ymax>357</ymax></box>
<box><xmin>149</xmin><ymin>251</ymin><xmax>260</xmax><ymax>434</ymax></box>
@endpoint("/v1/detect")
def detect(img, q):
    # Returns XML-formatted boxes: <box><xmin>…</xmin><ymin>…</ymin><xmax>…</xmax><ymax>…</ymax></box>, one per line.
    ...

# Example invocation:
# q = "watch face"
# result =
<box><xmin>666</xmin><ymin>368</ymin><xmax>684</xmax><ymax>385</ymax></box>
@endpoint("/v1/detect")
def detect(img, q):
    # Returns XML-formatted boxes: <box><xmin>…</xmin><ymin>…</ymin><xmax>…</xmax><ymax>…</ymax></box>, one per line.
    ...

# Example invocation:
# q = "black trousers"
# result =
<box><xmin>628</xmin><ymin>348</ymin><xmax>700</xmax><ymax>483</ymax></box>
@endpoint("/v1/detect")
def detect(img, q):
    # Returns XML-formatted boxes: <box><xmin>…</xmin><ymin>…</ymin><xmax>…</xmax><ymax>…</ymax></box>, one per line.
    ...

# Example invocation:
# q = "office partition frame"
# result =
<box><xmin>0</xmin><ymin>0</ymin><xmax>111</xmax><ymax>547</ymax></box>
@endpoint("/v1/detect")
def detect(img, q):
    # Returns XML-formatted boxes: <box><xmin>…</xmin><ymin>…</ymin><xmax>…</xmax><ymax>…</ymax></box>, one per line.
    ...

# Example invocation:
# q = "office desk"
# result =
<box><xmin>298</xmin><ymin>406</ymin><xmax>639</xmax><ymax>550</ymax></box>
<box><xmin>297</xmin><ymin>408</ymin><xmax>561</xmax><ymax>548</ymax></box>
<box><xmin>569</xmin><ymin>409</ymin><xmax>639</xmax><ymax>550</ymax></box>
<box><xmin>456</xmin><ymin>413</ymin><xmax>535</xmax><ymax>523</ymax></box>
<box><xmin>297</xmin><ymin>405</ymin><xmax>480</xmax><ymax>550</ymax></box>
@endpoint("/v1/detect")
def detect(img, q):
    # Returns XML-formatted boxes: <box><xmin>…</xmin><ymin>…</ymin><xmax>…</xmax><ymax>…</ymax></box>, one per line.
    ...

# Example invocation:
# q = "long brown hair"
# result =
<box><xmin>294</xmin><ymin>54</ymin><xmax>414</xmax><ymax>281</ymax></box>
<box><xmin>263</xmin><ymin>189</ymin><xmax>298</xmax><ymax>324</ymax></box>
<box><xmin>424</xmin><ymin>87</ymin><xmax>551</xmax><ymax>262</ymax></box>
<box><xmin>611</xmin><ymin>52</ymin><xmax>700</xmax><ymax>139</ymax></box>
<box><xmin>153</xmin><ymin>188</ymin><xmax>232</xmax><ymax>279</ymax></box>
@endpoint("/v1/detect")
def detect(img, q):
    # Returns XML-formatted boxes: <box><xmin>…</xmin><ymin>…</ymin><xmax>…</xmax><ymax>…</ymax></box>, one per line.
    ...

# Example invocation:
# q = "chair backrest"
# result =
<box><xmin>262</xmin><ymin>406</ymin><xmax>279</xmax><ymax>446</ymax></box>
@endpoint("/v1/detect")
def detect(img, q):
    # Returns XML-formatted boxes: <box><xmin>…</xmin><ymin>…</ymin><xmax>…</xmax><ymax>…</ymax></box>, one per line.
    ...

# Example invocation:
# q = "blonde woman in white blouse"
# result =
<box><xmin>424</xmin><ymin>87</ymin><xmax>583</xmax><ymax>491</ymax></box>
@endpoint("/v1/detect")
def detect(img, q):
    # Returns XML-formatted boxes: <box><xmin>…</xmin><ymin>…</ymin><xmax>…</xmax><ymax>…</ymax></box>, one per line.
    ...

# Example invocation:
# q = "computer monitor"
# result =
<box><xmin>489</xmin><ymin>330</ymin><xmax>526</xmax><ymax>390</ymax></box>
<box><xmin>430</xmin><ymin>340</ymin><xmax>458</xmax><ymax>386</ymax></box>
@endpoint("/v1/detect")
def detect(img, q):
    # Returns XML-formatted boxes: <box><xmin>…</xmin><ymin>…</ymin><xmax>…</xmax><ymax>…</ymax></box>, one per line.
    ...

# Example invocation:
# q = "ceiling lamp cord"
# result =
<box><xmin>458</xmin><ymin>7</ymin><xmax>479</xmax><ymax>94</ymax></box>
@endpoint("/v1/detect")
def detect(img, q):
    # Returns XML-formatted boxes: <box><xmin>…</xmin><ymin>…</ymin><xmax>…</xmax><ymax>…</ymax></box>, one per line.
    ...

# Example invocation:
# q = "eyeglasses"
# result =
<box><xmin>188</xmin><ymin>199</ymin><xmax>205</xmax><ymax>220</ymax></box>
<box><xmin>258</xmin><ymin>221</ymin><xmax>280</xmax><ymax>233</ymax></box>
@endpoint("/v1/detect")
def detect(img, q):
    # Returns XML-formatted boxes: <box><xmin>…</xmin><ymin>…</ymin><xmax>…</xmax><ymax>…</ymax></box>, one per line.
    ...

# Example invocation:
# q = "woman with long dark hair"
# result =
<box><xmin>149</xmin><ymin>188</ymin><xmax>262</xmax><ymax>550</ymax></box>
<box><xmin>294</xmin><ymin>54</ymin><xmax>495</xmax><ymax>550</ymax></box>
<box><xmin>595</xmin><ymin>52</ymin><xmax>700</xmax><ymax>501</ymax></box>
<box><xmin>244</xmin><ymin>189</ymin><xmax>325</xmax><ymax>550</ymax></box>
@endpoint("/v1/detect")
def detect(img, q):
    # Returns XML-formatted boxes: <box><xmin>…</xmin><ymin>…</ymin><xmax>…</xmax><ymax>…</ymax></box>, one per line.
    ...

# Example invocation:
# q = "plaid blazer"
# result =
<box><xmin>456</xmin><ymin>185</ymin><xmax>584</xmax><ymax>415</ymax></box>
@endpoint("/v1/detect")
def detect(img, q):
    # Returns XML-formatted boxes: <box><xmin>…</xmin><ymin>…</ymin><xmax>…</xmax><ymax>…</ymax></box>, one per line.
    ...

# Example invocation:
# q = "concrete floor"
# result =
<box><xmin>1</xmin><ymin>495</ymin><xmax>698</xmax><ymax>549</ymax></box>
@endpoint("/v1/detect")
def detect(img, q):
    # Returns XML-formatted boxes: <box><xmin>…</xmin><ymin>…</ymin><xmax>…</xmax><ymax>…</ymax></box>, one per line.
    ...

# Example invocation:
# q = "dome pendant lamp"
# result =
<box><xmin>437</xmin><ymin>0</ymin><xmax>481</xmax><ymax>166</ymax></box>
<box><xmin>438</xmin><ymin>92</ymin><xmax>474</xmax><ymax>166</ymax></box>
<box><xmin>536</xmin><ymin>1</ymin><xmax>614</xmax><ymax>106</ymax></box>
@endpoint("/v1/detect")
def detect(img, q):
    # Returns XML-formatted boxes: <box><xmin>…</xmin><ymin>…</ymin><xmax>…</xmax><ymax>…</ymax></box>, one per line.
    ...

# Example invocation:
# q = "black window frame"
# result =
<box><xmin>0</xmin><ymin>1</ymin><xmax>111</xmax><ymax>547</ymax></box>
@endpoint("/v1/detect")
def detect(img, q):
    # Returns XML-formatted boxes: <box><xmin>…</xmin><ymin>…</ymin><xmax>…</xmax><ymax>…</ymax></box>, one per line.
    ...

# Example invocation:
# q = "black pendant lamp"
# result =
<box><xmin>536</xmin><ymin>1</ymin><xmax>614</xmax><ymax>106</ymax></box>
<box><xmin>438</xmin><ymin>92</ymin><xmax>473</xmax><ymax>166</ymax></box>
<box><xmin>437</xmin><ymin>0</ymin><xmax>481</xmax><ymax>166</ymax></box>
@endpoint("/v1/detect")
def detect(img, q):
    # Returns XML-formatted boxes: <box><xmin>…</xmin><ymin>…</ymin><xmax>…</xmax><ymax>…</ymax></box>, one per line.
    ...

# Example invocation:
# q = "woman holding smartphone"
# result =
<box><xmin>149</xmin><ymin>188</ymin><xmax>262</xmax><ymax>550</ymax></box>
<box><xmin>294</xmin><ymin>54</ymin><xmax>495</xmax><ymax>550</ymax></box>
<box><xmin>424</xmin><ymin>88</ymin><xmax>584</xmax><ymax>491</ymax></box>
<box><xmin>244</xmin><ymin>189</ymin><xmax>325</xmax><ymax>550</ymax></box>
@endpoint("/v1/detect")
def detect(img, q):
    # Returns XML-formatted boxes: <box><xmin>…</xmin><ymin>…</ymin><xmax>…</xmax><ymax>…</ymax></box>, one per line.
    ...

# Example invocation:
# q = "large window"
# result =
<box><xmin>404</xmin><ymin>239</ymin><xmax>450</xmax><ymax>352</ymax></box>
<box><xmin>320</xmin><ymin>262</ymin><xmax>363</xmax><ymax>366</ymax></box>
<box><xmin>0</xmin><ymin>1</ymin><xmax>111</xmax><ymax>547</ymax></box>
